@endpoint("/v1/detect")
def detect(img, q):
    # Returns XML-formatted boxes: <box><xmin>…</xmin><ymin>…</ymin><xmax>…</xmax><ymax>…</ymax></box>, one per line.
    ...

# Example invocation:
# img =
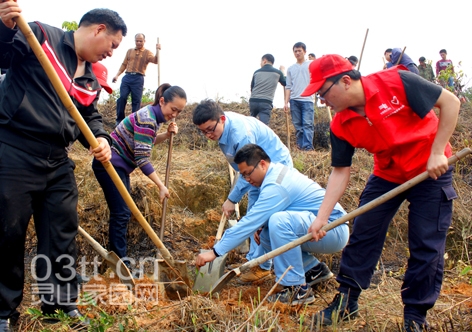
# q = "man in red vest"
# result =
<box><xmin>301</xmin><ymin>54</ymin><xmax>460</xmax><ymax>331</ymax></box>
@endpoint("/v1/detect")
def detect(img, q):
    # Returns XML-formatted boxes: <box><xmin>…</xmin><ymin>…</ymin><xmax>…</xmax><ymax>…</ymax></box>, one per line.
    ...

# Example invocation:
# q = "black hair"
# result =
<box><xmin>192</xmin><ymin>99</ymin><xmax>224</xmax><ymax>125</ymax></box>
<box><xmin>152</xmin><ymin>83</ymin><xmax>187</xmax><ymax>106</ymax></box>
<box><xmin>419</xmin><ymin>56</ymin><xmax>426</xmax><ymax>62</ymax></box>
<box><xmin>293</xmin><ymin>42</ymin><xmax>306</xmax><ymax>52</ymax></box>
<box><xmin>384</xmin><ymin>48</ymin><xmax>392</xmax><ymax>55</ymax></box>
<box><xmin>262</xmin><ymin>54</ymin><xmax>274</xmax><ymax>64</ymax></box>
<box><xmin>308</xmin><ymin>53</ymin><xmax>316</xmax><ymax>58</ymax></box>
<box><xmin>135</xmin><ymin>33</ymin><xmax>145</xmax><ymax>39</ymax></box>
<box><xmin>79</xmin><ymin>8</ymin><xmax>127</xmax><ymax>36</ymax></box>
<box><xmin>327</xmin><ymin>70</ymin><xmax>362</xmax><ymax>83</ymax></box>
<box><xmin>234</xmin><ymin>144</ymin><xmax>271</xmax><ymax>166</ymax></box>
<box><xmin>347</xmin><ymin>55</ymin><xmax>358</xmax><ymax>65</ymax></box>
<box><xmin>439</xmin><ymin>49</ymin><xmax>447</xmax><ymax>54</ymax></box>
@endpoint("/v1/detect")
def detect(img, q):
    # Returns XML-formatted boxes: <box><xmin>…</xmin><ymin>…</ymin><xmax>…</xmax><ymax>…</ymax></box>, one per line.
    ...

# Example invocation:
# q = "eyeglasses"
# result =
<box><xmin>200</xmin><ymin>118</ymin><xmax>219</xmax><ymax>135</ymax></box>
<box><xmin>316</xmin><ymin>78</ymin><xmax>340</xmax><ymax>101</ymax></box>
<box><xmin>241</xmin><ymin>160</ymin><xmax>260</xmax><ymax>179</ymax></box>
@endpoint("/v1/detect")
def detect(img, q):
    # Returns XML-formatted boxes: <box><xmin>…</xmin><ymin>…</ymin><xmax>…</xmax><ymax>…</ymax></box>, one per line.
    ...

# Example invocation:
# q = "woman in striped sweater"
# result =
<box><xmin>92</xmin><ymin>83</ymin><xmax>186</xmax><ymax>262</ymax></box>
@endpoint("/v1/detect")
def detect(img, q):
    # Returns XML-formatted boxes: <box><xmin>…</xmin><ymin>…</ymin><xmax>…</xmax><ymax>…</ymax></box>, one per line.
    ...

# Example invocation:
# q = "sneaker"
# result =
<box><xmin>305</xmin><ymin>262</ymin><xmax>334</xmax><ymax>287</ymax></box>
<box><xmin>238</xmin><ymin>266</ymin><xmax>271</xmax><ymax>283</ymax></box>
<box><xmin>267</xmin><ymin>284</ymin><xmax>315</xmax><ymax>306</ymax></box>
<box><xmin>315</xmin><ymin>292</ymin><xmax>358</xmax><ymax>326</ymax></box>
<box><xmin>0</xmin><ymin>319</ymin><xmax>13</xmax><ymax>332</ymax></box>
<box><xmin>404</xmin><ymin>319</ymin><xmax>429</xmax><ymax>332</ymax></box>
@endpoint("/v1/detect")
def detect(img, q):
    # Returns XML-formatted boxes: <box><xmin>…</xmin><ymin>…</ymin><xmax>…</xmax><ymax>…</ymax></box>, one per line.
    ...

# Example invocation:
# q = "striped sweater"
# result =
<box><xmin>111</xmin><ymin>104</ymin><xmax>165</xmax><ymax>176</ymax></box>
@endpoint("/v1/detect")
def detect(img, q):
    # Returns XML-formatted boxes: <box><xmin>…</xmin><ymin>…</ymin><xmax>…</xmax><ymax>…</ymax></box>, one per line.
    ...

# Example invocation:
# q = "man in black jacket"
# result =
<box><xmin>0</xmin><ymin>2</ymin><xmax>127</xmax><ymax>330</ymax></box>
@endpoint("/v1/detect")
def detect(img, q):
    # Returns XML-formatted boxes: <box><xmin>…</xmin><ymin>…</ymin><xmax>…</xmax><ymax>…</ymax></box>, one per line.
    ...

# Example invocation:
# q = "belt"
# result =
<box><xmin>126</xmin><ymin>72</ymin><xmax>143</xmax><ymax>76</ymax></box>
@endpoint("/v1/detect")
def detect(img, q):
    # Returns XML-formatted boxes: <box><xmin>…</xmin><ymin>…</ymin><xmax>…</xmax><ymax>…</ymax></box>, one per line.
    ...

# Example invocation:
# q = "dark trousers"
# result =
<box><xmin>115</xmin><ymin>74</ymin><xmax>144</xmax><ymax>123</ymax></box>
<box><xmin>249</xmin><ymin>101</ymin><xmax>273</xmax><ymax>126</ymax></box>
<box><xmin>0</xmin><ymin>143</ymin><xmax>79</xmax><ymax>318</ymax></box>
<box><xmin>92</xmin><ymin>159</ymin><xmax>131</xmax><ymax>259</ymax></box>
<box><xmin>337</xmin><ymin>168</ymin><xmax>456</xmax><ymax>324</ymax></box>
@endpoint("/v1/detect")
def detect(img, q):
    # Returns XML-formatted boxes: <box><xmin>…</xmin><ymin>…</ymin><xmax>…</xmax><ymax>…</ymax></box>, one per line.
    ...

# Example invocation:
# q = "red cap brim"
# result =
<box><xmin>301</xmin><ymin>79</ymin><xmax>325</xmax><ymax>97</ymax></box>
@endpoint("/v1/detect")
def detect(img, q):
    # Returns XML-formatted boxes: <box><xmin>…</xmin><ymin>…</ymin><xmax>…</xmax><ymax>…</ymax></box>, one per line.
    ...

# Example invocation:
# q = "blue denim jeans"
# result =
<box><xmin>116</xmin><ymin>73</ymin><xmax>144</xmax><ymax>124</ymax></box>
<box><xmin>92</xmin><ymin>158</ymin><xmax>131</xmax><ymax>259</ymax></box>
<box><xmin>259</xmin><ymin>209</ymin><xmax>349</xmax><ymax>286</ymax></box>
<box><xmin>289</xmin><ymin>100</ymin><xmax>314</xmax><ymax>150</ymax></box>
<box><xmin>337</xmin><ymin>169</ymin><xmax>455</xmax><ymax>324</ymax></box>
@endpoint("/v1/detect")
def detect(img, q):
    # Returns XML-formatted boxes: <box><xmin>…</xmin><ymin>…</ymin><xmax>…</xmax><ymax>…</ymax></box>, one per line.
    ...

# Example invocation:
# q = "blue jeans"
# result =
<box><xmin>116</xmin><ymin>73</ymin><xmax>144</xmax><ymax>123</ymax></box>
<box><xmin>337</xmin><ymin>169</ymin><xmax>455</xmax><ymax>324</ymax></box>
<box><xmin>92</xmin><ymin>158</ymin><xmax>131</xmax><ymax>259</ymax></box>
<box><xmin>249</xmin><ymin>101</ymin><xmax>273</xmax><ymax>126</ymax></box>
<box><xmin>289</xmin><ymin>100</ymin><xmax>314</xmax><ymax>150</ymax></box>
<box><xmin>259</xmin><ymin>209</ymin><xmax>349</xmax><ymax>286</ymax></box>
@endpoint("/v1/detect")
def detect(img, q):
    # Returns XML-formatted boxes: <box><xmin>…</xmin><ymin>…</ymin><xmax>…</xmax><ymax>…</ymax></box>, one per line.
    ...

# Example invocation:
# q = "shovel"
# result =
<box><xmin>14</xmin><ymin>15</ymin><xmax>191</xmax><ymax>298</ymax></box>
<box><xmin>77</xmin><ymin>226</ymin><xmax>135</xmax><ymax>288</ymax></box>
<box><xmin>210</xmin><ymin>148</ymin><xmax>471</xmax><ymax>293</ymax></box>
<box><xmin>192</xmin><ymin>213</ymin><xmax>228</xmax><ymax>292</ymax></box>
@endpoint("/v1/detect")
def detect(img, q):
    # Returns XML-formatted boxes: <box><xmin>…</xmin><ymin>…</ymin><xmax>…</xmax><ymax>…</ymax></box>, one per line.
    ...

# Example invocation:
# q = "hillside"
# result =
<box><xmin>17</xmin><ymin>99</ymin><xmax>472</xmax><ymax>331</ymax></box>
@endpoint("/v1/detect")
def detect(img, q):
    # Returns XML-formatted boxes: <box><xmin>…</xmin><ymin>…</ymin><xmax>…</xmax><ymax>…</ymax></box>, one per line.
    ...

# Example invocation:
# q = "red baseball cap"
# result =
<box><xmin>301</xmin><ymin>54</ymin><xmax>353</xmax><ymax>97</ymax></box>
<box><xmin>92</xmin><ymin>62</ymin><xmax>113</xmax><ymax>94</ymax></box>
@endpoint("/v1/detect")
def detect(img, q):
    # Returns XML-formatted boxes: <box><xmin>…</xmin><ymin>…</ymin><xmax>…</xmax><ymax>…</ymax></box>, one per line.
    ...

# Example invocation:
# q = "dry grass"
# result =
<box><xmin>16</xmin><ymin>100</ymin><xmax>472</xmax><ymax>331</ymax></box>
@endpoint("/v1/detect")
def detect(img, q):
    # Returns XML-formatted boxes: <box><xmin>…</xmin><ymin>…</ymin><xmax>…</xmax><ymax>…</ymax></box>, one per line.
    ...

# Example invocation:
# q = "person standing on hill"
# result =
<box><xmin>0</xmin><ymin>2</ymin><xmax>127</xmax><ymax>330</ymax></box>
<box><xmin>112</xmin><ymin>33</ymin><xmax>160</xmax><ymax>126</ymax></box>
<box><xmin>284</xmin><ymin>42</ymin><xmax>315</xmax><ymax>151</ymax></box>
<box><xmin>436</xmin><ymin>49</ymin><xmax>454</xmax><ymax>88</ymax></box>
<box><xmin>249</xmin><ymin>54</ymin><xmax>286</xmax><ymax>126</ymax></box>
<box><xmin>93</xmin><ymin>84</ymin><xmax>186</xmax><ymax>263</ymax></box>
<box><xmin>418</xmin><ymin>56</ymin><xmax>435</xmax><ymax>82</ymax></box>
<box><xmin>301</xmin><ymin>54</ymin><xmax>459</xmax><ymax>331</ymax></box>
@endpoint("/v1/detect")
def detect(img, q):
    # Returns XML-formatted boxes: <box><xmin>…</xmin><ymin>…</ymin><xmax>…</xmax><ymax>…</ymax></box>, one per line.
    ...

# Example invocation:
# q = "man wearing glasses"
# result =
<box><xmin>195</xmin><ymin>144</ymin><xmax>349</xmax><ymax>306</ymax></box>
<box><xmin>301</xmin><ymin>54</ymin><xmax>459</xmax><ymax>331</ymax></box>
<box><xmin>192</xmin><ymin>99</ymin><xmax>296</xmax><ymax>283</ymax></box>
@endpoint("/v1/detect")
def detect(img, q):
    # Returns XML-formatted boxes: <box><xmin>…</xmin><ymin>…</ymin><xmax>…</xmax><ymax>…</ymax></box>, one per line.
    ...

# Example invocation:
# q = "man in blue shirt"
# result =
<box><xmin>196</xmin><ymin>144</ymin><xmax>349</xmax><ymax>305</ymax></box>
<box><xmin>193</xmin><ymin>99</ymin><xmax>295</xmax><ymax>283</ymax></box>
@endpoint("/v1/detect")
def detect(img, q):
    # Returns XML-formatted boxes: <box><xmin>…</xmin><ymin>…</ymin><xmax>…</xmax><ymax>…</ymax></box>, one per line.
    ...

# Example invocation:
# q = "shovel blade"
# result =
<box><xmin>192</xmin><ymin>249</ymin><xmax>228</xmax><ymax>293</ymax></box>
<box><xmin>155</xmin><ymin>259</ymin><xmax>192</xmax><ymax>300</ymax></box>
<box><xmin>210</xmin><ymin>267</ymin><xmax>240</xmax><ymax>294</ymax></box>
<box><xmin>104</xmin><ymin>251</ymin><xmax>135</xmax><ymax>288</ymax></box>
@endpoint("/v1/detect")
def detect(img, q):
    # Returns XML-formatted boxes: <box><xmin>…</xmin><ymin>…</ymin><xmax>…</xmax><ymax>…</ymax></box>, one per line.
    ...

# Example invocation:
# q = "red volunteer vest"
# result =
<box><xmin>331</xmin><ymin>67</ymin><xmax>452</xmax><ymax>184</ymax></box>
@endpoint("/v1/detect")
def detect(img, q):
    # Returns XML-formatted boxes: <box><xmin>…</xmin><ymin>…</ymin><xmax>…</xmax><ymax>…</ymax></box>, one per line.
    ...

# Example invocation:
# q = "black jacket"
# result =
<box><xmin>0</xmin><ymin>20</ymin><xmax>111</xmax><ymax>159</ymax></box>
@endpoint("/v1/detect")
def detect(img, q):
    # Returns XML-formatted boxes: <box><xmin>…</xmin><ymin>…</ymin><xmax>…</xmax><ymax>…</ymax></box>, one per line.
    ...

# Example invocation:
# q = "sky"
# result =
<box><xmin>18</xmin><ymin>0</ymin><xmax>472</xmax><ymax>108</ymax></box>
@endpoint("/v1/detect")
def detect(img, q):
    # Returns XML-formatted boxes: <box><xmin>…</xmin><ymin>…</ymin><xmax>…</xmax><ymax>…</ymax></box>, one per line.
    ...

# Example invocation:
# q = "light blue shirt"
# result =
<box><xmin>286</xmin><ymin>60</ymin><xmax>314</xmax><ymax>102</ymax></box>
<box><xmin>219</xmin><ymin>112</ymin><xmax>293</xmax><ymax>203</ymax></box>
<box><xmin>214</xmin><ymin>163</ymin><xmax>346</xmax><ymax>255</ymax></box>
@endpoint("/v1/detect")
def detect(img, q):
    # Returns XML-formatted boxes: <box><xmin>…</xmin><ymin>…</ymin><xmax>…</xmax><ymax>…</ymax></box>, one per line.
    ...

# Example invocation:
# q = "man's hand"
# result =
<box><xmin>0</xmin><ymin>0</ymin><xmax>21</xmax><ymax>29</ymax></box>
<box><xmin>156</xmin><ymin>43</ymin><xmax>161</xmax><ymax>51</ymax></box>
<box><xmin>112</xmin><ymin>75</ymin><xmax>118</xmax><ymax>83</ymax></box>
<box><xmin>195</xmin><ymin>250</ymin><xmax>216</xmax><ymax>268</ymax></box>
<box><xmin>90</xmin><ymin>137</ymin><xmax>111</xmax><ymax>162</ymax></box>
<box><xmin>222</xmin><ymin>199</ymin><xmax>235</xmax><ymax>218</ymax></box>
<box><xmin>308</xmin><ymin>217</ymin><xmax>328</xmax><ymax>242</ymax></box>
<box><xmin>426</xmin><ymin>153</ymin><xmax>448</xmax><ymax>180</ymax></box>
